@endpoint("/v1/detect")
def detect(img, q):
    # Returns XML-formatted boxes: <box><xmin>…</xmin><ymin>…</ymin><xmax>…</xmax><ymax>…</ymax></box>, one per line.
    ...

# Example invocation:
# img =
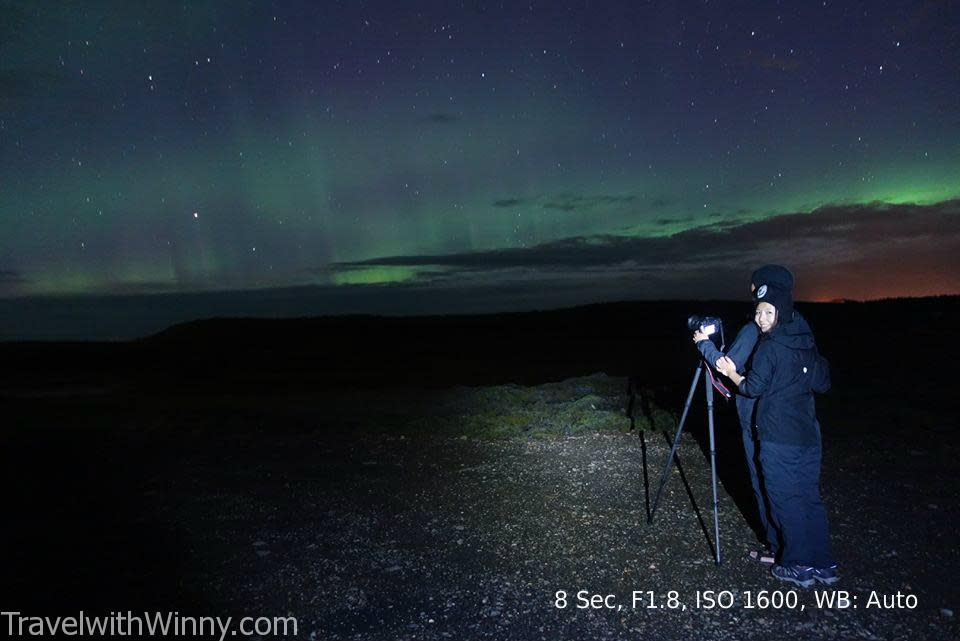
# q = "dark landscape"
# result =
<box><xmin>2</xmin><ymin>297</ymin><xmax>958</xmax><ymax>640</ymax></box>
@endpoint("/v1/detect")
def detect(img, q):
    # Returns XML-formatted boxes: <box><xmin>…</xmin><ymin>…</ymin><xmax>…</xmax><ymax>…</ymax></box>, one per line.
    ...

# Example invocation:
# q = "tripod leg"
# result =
<box><xmin>649</xmin><ymin>364</ymin><xmax>703</xmax><ymax>524</ymax></box>
<box><xmin>706</xmin><ymin>371</ymin><xmax>722</xmax><ymax>565</ymax></box>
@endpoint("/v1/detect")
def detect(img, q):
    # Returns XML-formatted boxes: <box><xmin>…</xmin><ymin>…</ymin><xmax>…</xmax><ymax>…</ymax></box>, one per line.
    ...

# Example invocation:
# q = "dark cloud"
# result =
<box><xmin>98</xmin><ymin>280</ymin><xmax>196</xmax><ymax>295</ymax></box>
<box><xmin>739</xmin><ymin>50</ymin><xmax>804</xmax><ymax>73</ymax></box>
<box><xmin>542</xmin><ymin>194</ymin><xmax>636</xmax><ymax>212</ymax></box>
<box><xmin>655</xmin><ymin>216</ymin><xmax>694</xmax><ymax>226</ymax></box>
<box><xmin>424</xmin><ymin>113</ymin><xmax>460</xmax><ymax>124</ymax></box>
<box><xmin>332</xmin><ymin>199</ymin><xmax>960</xmax><ymax>300</ymax></box>
<box><xmin>6</xmin><ymin>201</ymin><xmax>957</xmax><ymax>339</ymax></box>
<box><xmin>0</xmin><ymin>269</ymin><xmax>28</xmax><ymax>297</ymax></box>
<box><xmin>493</xmin><ymin>194</ymin><xmax>636</xmax><ymax>212</ymax></box>
<box><xmin>710</xmin><ymin>217</ymin><xmax>750</xmax><ymax>228</ymax></box>
<box><xmin>0</xmin><ymin>269</ymin><xmax>25</xmax><ymax>283</ymax></box>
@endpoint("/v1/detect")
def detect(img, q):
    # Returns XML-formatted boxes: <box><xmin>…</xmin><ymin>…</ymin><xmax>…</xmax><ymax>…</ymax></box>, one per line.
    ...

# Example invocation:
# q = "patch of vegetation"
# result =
<box><xmin>394</xmin><ymin>374</ymin><xmax>663</xmax><ymax>439</ymax></box>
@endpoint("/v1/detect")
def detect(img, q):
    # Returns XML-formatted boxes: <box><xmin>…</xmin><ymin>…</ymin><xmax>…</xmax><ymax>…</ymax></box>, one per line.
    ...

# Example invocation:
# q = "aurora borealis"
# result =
<box><xmin>1</xmin><ymin>1</ymin><xmax>959</xmax><ymax>336</ymax></box>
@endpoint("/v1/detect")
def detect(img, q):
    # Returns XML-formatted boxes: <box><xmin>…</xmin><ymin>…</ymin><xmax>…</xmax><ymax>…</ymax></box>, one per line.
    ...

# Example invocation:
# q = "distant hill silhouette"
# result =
<box><xmin>1</xmin><ymin>296</ymin><xmax>955</xmax><ymax>396</ymax></box>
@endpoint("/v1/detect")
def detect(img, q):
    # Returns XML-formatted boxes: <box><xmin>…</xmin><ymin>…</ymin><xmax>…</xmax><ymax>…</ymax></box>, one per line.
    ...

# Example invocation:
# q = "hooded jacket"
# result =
<box><xmin>737</xmin><ymin>316</ymin><xmax>831</xmax><ymax>445</ymax></box>
<box><xmin>698</xmin><ymin>311</ymin><xmax>815</xmax><ymax>429</ymax></box>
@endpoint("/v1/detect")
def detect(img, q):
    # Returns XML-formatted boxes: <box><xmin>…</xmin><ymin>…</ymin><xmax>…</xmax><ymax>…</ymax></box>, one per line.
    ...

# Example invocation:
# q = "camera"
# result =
<box><xmin>687</xmin><ymin>315</ymin><xmax>725</xmax><ymax>350</ymax></box>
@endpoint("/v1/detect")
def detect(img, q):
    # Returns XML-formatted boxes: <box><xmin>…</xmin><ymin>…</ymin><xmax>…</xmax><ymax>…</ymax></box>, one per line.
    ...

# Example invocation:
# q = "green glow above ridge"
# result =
<box><xmin>2</xmin><ymin>97</ymin><xmax>958</xmax><ymax>296</ymax></box>
<box><xmin>330</xmin><ymin>266</ymin><xmax>424</xmax><ymax>286</ymax></box>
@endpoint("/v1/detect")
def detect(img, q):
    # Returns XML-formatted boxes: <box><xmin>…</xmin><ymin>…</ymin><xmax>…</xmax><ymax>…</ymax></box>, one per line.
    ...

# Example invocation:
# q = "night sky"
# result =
<box><xmin>2</xmin><ymin>1</ymin><xmax>959</xmax><ymax>336</ymax></box>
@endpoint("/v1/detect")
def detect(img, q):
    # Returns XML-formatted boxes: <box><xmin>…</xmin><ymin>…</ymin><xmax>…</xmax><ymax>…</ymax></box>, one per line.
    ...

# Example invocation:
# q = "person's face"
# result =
<box><xmin>755</xmin><ymin>302</ymin><xmax>777</xmax><ymax>333</ymax></box>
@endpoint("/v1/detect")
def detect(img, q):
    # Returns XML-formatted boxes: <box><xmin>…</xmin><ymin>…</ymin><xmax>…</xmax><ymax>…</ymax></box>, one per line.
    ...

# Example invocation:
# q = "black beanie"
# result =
<box><xmin>754</xmin><ymin>282</ymin><xmax>794</xmax><ymax>324</ymax></box>
<box><xmin>751</xmin><ymin>264</ymin><xmax>794</xmax><ymax>292</ymax></box>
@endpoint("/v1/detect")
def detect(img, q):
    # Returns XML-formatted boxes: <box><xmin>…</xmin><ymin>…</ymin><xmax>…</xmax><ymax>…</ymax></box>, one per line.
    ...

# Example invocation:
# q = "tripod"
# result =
<box><xmin>648</xmin><ymin>358</ymin><xmax>730</xmax><ymax>565</ymax></box>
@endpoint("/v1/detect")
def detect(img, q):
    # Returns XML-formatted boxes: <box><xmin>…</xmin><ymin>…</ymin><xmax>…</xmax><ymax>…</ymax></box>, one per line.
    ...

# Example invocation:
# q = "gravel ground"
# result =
<box><xmin>132</xmin><ymin>383</ymin><xmax>960</xmax><ymax>640</ymax></box>
<box><xmin>5</xmin><ymin>374</ymin><xmax>958</xmax><ymax>640</ymax></box>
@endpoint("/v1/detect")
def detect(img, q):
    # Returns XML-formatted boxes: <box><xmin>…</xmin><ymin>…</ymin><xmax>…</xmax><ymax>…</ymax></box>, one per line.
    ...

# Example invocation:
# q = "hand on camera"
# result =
<box><xmin>715</xmin><ymin>356</ymin><xmax>737</xmax><ymax>377</ymax></box>
<box><xmin>692</xmin><ymin>330</ymin><xmax>708</xmax><ymax>343</ymax></box>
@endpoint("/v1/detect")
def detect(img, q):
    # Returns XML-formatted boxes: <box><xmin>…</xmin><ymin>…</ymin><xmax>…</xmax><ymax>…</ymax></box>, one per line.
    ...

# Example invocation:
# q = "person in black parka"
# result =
<box><xmin>693</xmin><ymin>265</ymin><xmax>811</xmax><ymax>565</ymax></box>
<box><xmin>715</xmin><ymin>282</ymin><xmax>837</xmax><ymax>588</ymax></box>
